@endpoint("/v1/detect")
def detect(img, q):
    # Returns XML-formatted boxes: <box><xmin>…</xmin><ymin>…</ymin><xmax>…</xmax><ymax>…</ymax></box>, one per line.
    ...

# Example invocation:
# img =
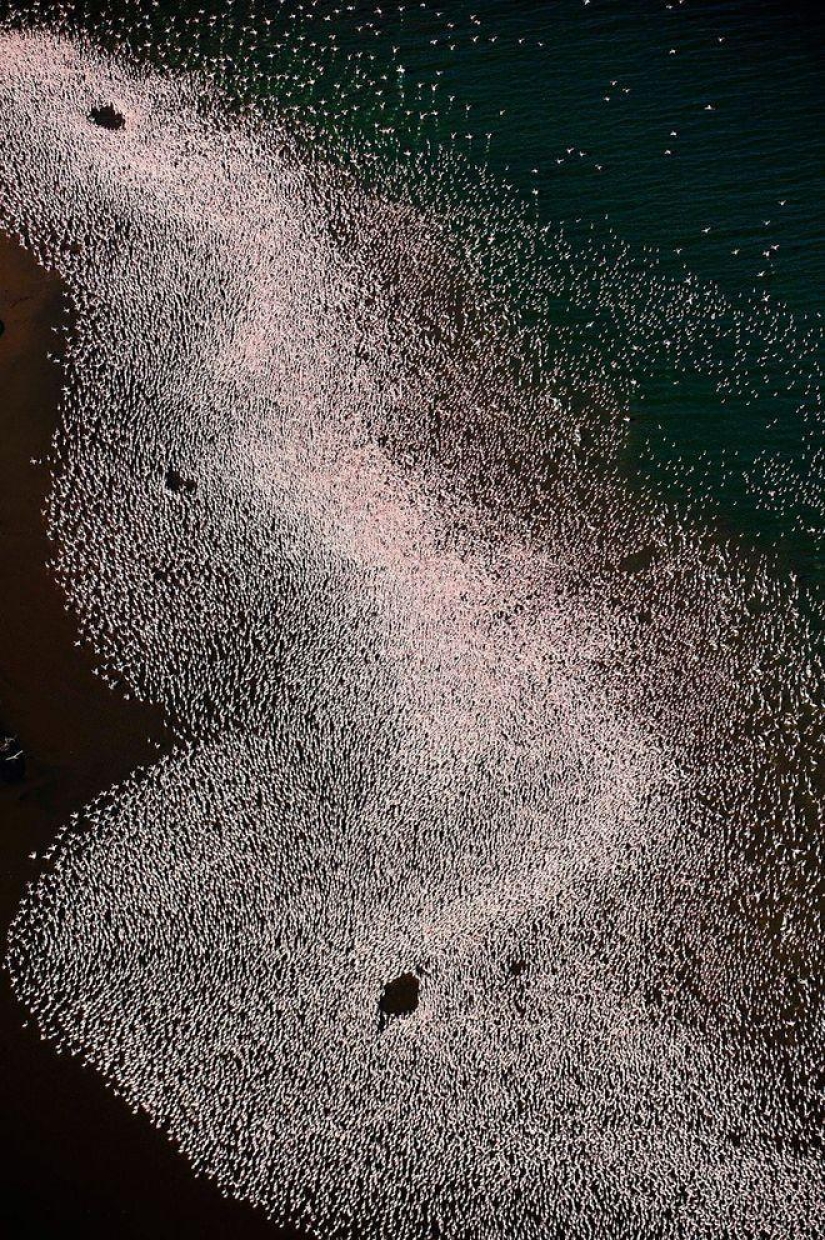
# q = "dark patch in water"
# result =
<box><xmin>165</xmin><ymin>466</ymin><xmax>197</xmax><ymax>495</ymax></box>
<box><xmin>617</xmin><ymin>545</ymin><xmax>657</xmax><ymax>575</ymax></box>
<box><xmin>88</xmin><ymin>104</ymin><xmax>125</xmax><ymax>130</ymax></box>
<box><xmin>378</xmin><ymin>971</ymin><xmax>420</xmax><ymax>1030</ymax></box>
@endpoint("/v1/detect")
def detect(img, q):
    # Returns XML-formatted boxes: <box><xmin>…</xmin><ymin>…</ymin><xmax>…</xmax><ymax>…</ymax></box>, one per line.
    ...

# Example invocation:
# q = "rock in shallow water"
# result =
<box><xmin>88</xmin><ymin>103</ymin><xmax>124</xmax><ymax>131</ymax></box>
<box><xmin>378</xmin><ymin>971</ymin><xmax>420</xmax><ymax>1030</ymax></box>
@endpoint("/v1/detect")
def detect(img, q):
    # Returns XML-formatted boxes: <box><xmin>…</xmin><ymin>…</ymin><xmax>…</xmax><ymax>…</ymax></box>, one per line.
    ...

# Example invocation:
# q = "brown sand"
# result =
<box><xmin>0</xmin><ymin>231</ymin><xmax>301</xmax><ymax>1239</ymax></box>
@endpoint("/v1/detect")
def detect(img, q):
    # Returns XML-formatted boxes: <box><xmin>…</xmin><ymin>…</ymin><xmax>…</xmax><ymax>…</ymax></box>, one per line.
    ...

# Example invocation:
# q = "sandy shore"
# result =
<box><xmin>0</xmin><ymin>231</ymin><xmax>291</xmax><ymax>1239</ymax></box>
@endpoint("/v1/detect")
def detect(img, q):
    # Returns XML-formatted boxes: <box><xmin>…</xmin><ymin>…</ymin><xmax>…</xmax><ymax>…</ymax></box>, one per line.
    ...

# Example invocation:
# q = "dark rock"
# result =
<box><xmin>164</xmin><ymin>467</ymin><xmax>197</xmax><ymax>496</ymax></box>
<box><xmin>378</xmin><ymin>971</ymin><xmax>420</xmax><ymax>1030</ymax></box>
<box><xmin>89</xmin><ymin>104</ymin><xmax>125</xmax><ymax>131</ymax></box>
<box><xmin>0</xmin><ymin>734</ymin><xmax>26</xmax><ymax>784</ymax></box>
<box><xmin>507</xmin><ymin>958</ymin><xmax>527</xmax><ymax>978</ymax></box>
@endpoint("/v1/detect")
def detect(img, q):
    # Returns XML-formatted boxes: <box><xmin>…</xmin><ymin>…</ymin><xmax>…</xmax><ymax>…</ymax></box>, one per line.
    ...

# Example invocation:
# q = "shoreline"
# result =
<box><xmin>0</xmin><ymin>230</ymin><xmax>295</xmax><ymax>1240</ymax></box>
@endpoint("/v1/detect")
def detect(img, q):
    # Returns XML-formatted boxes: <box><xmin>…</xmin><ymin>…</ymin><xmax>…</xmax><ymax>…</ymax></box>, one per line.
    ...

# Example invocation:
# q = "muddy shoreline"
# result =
<box><xmin>0</xmin><ymin>231</ymin><xmax>304</xmax><ymax>1239</ymax></box>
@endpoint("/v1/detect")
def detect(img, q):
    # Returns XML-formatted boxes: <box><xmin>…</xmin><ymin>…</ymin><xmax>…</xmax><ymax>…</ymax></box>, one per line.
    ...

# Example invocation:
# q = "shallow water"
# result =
<box><xmin>0</xmin><ymin>5</ymin><xmax>822</xmax><ymax>1240</ymax></box>
<box><xmin>6</xmin><ymin>0</ymin><xmax>821</xmax><ymax>589</ymax></box>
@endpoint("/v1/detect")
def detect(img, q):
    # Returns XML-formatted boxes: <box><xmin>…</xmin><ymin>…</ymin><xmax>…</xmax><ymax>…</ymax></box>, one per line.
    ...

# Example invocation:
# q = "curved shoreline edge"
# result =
<box><xmin>0</xmin><ymin>229</ymin><xmax>296</xmax><ymax>1240</ymax></box>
